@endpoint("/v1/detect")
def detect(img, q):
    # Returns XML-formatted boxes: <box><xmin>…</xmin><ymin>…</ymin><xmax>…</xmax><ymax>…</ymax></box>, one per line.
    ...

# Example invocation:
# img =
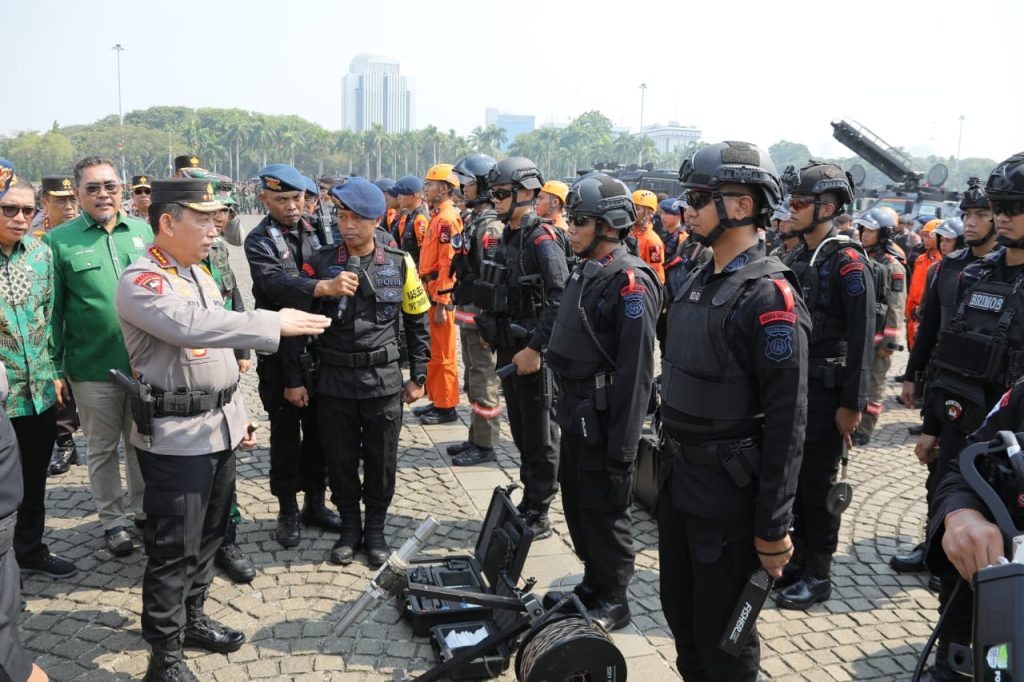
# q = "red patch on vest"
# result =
<box><xmin>839</xmin><ymin>261</ymin><xmax>864</xmax><ymax>275</ymax></box>
<box><xmin>482</xmin><ymin>233</ymin><xmax>496</xmax><ymax>250</ymax></box>
<box><xmin>771</xmin><ymin>279</ymin><xmax>795</xmax><ymax>312</ymax></box>
<box><xmin>301</xmin><ymin>263</ymin><xmax>315</xmax><ymax>277</ymax></box>
<box><xmin>892</xmin><ymin>272</ymin><xmax>905</xmax><ymax>280</ymax></box>
<box><xmin>133</xmin><ymin>272</ymin><xmax>164</xmax><ymax>294</ymax></box>
<box><xmin>759</xmin><ymin>310</ymin><xmax>797</xmax><ymax>326</ymax></box>
<box><xmin>439</xmin><ymin>224</ymin><xmax>451</xmax><ymax>243</ymax></box>
<box><xmin>619</xmin><ymin>269</ymin><xmax>646</xmax><ymax>297</ymax></box>
<box><xmin>842</xmin><ymin>247</ymin><xmax>862</xmax><ymax>261</ymax></box>
<box><xmin>649</xmin><ymin>244</ymin><xmax>662</xmax><ymax>263</ymax></box>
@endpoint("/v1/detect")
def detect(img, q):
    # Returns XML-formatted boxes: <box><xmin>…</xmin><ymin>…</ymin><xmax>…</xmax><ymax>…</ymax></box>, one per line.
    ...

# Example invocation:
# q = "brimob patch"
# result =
<box><xmin>133</xmin><ymin>272</ymin><xmax>164</xmax><ymax>294</ymax></box>
<box><xmin>724</xmin><ymin>253</ymin><xmax>748</xmax><ymax>273</ymax></box>
<box><xmin>623</xmin><ymin>293</ymin><xmax>645</xmax><ymax>319</ymax></box>
<box><xmin>845</xmin><ymin>271</ymin><xmax>865</xmax><ymax>296</ymax></box>
<box><xmin>764</xmin><ymin>325</ymin><xmax>794</xmax><ymax>362</ymax></box>
<box><xmin>945</xmin><ymin>399</ymin><xmax>963</xmax><ymax>422</ymax></box>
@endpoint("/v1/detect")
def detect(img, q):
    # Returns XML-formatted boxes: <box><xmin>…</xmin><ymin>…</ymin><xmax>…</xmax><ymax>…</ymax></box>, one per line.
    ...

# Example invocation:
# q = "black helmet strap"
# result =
<box><xmin>695</xmin><ymin>191</ymin><xmax>756</xmax><ymax>247</ymax></box>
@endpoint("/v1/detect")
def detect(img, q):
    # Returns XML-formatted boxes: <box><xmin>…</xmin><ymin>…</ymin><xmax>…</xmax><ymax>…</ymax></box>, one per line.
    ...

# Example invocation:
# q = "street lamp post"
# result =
<box><xmin>638</xmin><ymin>83</ymin><xmax>647</xmax><ymax>165</ymax></box>
<box><xmin>956</xmin><ymin>115</ymin><xmax>966</xmax><ymax>177</ymax></box>
<box><xmin>112</xmin><ymin>44</ymin><xmax>126</xmax><ymax>184</ymax></box>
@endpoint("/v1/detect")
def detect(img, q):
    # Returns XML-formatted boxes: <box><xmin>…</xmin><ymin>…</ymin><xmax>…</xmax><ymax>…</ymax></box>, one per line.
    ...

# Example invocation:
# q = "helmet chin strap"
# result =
<box><xmin>694</xmin><ymin>191</ymin><xmax>755</xmax><ymax>247</ymax></box>
<box><xmin>792</xmin><ymin>199</ymin><xmax>833</xmax><ymax>236</ymax></box>
<box><xmin>497</xmin><ymin>191</ymin><xmax>536</xmax><ymax>222</ymax></box>
<box><xmin>579</xmin><ymin>222</ymin><xmax>623</xmax><ymax>259</ymax></box>
<box><xmin>995</xmin><ymin>234</ymin><xmax>1024</xmax><ymax>249</ymax></box>
<box><xmin>967</xmin><ymin>224</ymin><xmax>996</xmax><ymax>248</ymax></box>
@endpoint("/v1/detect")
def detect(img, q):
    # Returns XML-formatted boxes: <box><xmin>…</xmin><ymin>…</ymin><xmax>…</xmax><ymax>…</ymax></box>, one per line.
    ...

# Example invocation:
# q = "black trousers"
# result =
<box><xmin>256</xmin><ymin>356</ymin><xmax>326</xmax><ymax>500</ymax></box>
<box><xmin>658</xmin><ymin>484</ymin><xmax>760</xmax><ymax>681</ymax></box>
<box><xmin>497</xmin><ymin>350</ymin><xmax>559</xmax><ymax>510</ymax></box>
<box><xmin>792</xmin><ymin>387</ymin><xmax>844</xmax><ymax>556</ymax></box>
<box><xmin>559</xmin><ymin>430</ymin><xmax>635</xmax><ymax>591</ymax></box>
<box><xmin>54</xmin><ymin>384</ymin><xmax>80</xmax><ymax>441</ymax></box>
<box><xmin>12</xmin><ymin>408</ymin><xmax>56</xmax><ymax>563</ymax></box>
<box><xmin>317</xmin><ymin>393</ymin><xmax>402</xmax><ymax>515</ymax></box>
<box><xmin>931</xmin><ymin>417</ymin><xmax>973</xmax><ymax>642</ymax></box>
<box><xmin>137</xmin><ymin>448</ymin><xmax>234</xmax><ymax>644</ymax></box>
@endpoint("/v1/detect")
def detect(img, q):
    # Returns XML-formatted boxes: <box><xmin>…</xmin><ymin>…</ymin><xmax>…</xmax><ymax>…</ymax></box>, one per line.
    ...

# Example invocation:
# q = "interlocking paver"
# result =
<box><xmin>17</xmin><ymin>215</ymin><xmax>942</xmax><ymax>679</ymax></box>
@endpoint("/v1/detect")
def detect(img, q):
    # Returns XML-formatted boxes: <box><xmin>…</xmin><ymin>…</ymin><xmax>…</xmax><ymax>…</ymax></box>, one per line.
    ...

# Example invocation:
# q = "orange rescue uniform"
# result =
<box><xmin>631</xmin><ymin>224</ymin><xmax>666</xmax><ymax>283</ymax></box>
<box><xmin>905</xmin><ymin>249</ymin><xmax>940</xmax><ymax>350</ymax></box>
<box><xmin>419</xmin><ymin>199</ymin><xmax>463</xmax><ymax>409</ymax></box>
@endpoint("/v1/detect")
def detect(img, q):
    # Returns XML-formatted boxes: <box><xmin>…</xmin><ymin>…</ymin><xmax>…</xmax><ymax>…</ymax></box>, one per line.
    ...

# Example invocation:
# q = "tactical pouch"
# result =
<box><xmin>474</xmin><ymin>312</ymin><xmax>499</xmax><ymax>346</ymax></box>
<box><xmin>128</xmin><ymin>393</ymin><xmax>156</xmax><ymax>443</ymax></box>
<box><xmin>472</xmin><ymin>280</ymin><xmax>508</xmax><ymax>314</ymax></box>
<box><xmin>721</xmin><ymin>441</ymin><xmax>760</xmax><ymax>489</ymax></box>
<box><xmin>299</xmin><ymin>352</ymin><xmax>319</xmax><ymax>398</ymax></box>
<box><xmin>935</xmin><ymin>329</ymin><xmax>1007</xmax><ymax>381</ymax></box>
<box><xmin>809</xmin><ymin>358</ymin><xmax>846</xmax><ymax>389</ymax></box>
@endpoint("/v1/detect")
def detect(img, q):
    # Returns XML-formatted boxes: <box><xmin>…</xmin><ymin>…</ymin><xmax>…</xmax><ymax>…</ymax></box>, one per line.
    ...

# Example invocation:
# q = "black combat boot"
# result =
<box><xmin>215</xmin><ymin>520</ymin><xmax>256</xmax><ymax>583</ymax></box>
<box><xmin>183</xmin><ymin>594</ymin><xmax>246</xmax><ymax>654</ymax></box>
<box><xmin>412</xmin><ymin>402</ymin><xmax>435</xmax><ymax>416</ymax></box>
<box><xmin>363</xmin><ymin>510</ymin><xmax>390</xmax><ymax>568</ymax></box>
<box><xmin>919</xmin><ymin>637</ymin><xmax>971</xmax><ymax>681</ymax></box>
<box><xmin>543</xmin><ymin>569</ymin><xmax>599</xmax><ymax>612</ymax></box>
<box><xmin>523</xmin><ymin>507</ymin><xmax>552</xmax><ymax>540</ymax></box>
<box><xmin>588</xmin><ymin>586</ymin><xmax>631</xmax><ymax>632</ymax></box>
<box><xmin>275</xmin><ymin>496</ymin><xmax>301</xmax><ymax>548</ymax></box>
<box><xmin>301</xmin><ymin>490</ymin><xmax>343</xmax><ymax>532</ymax></box>
<box><xmin>329</xmin><ymin>508</ymin><xmax>362</xmax><ymax>565</ymax></box>
<box><xmin>890</xmin><ymin>542</ymin><xmax>928</xmax><ymax>573</ymax></box>
<box><xmin>775</xmin><ymin>550</ymin><xmax>832</xmax><ymax>610</ymax></box>
<box><xmin>143</xmin><ymin>635</ymin><xmax>197</xmax><ymax>682</ymax></box>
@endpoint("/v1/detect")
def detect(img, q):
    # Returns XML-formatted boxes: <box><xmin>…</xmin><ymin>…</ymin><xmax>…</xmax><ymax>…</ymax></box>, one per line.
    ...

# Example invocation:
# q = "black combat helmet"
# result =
<box><xmin>453</xmin><ymin>153</ymin><xmax>497</xmax><ymax>205</ymax></box>
<box><xmin>678</xmin><ymin>141</ymin><xmax>784</xmax><ymax>245</ymax></box>
<box><xmin>565</xmin><ymin>172</ymin><xmax>637</xmax><ymax>232</ymax></box>
<box><xmin>781</xmin><ymin>160</ymin><xmax>855</xmax><ymax>234</ymax></box>
<box><xmin>486</xmin><ymin>156</ymin><xmax>544</xmax><ymax>191</ymax></box>
<box><xmin>986</xmin><ymin>152</ymin><xmax>1024</xmax><ymax>248</ymax></box>
<box><xmin>960</xmin><ymin>177</ymin><xmax>990</xmax><ymax>210</ymax></box>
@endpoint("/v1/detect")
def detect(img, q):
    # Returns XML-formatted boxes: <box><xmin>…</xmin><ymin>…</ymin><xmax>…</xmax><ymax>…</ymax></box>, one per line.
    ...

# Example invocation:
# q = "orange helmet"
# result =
<box><xmin>921</xmin><ymin>218</ymin><xmax>942</xmax><ymax>234</ymax></box>
<box><xmin>632</xmin><ymin>189</ymin><xmax>658</xmax><ymax>212</ymax></box>
<box><xmin>540</xmin><ymin>180</ymin><xmax>569</xmax><ymax>204</ymax></box>
<box><xmin>425</xmin><ymin>163</ymin><xmax>459</xmax><ymax>188</ymax></box>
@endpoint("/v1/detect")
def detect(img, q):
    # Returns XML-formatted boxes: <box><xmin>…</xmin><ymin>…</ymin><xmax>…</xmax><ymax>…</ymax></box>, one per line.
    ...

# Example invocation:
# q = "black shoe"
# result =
<box><xmin>452</xmin><ymin>446</ymin><xmax>496</xmax><ymax>466</ymax></box>
<box><xmin>275</xmin><ymin>511</ymin><xmax>301</xmax><ymax>548</ymax></box>
<box><xmin>215</xmin><ymin>543</ymin><xmax>256</xmax><ymax>583</ymax></box>
<box><xmin>363</xmin><ymin>514</ymin><xmax>390</xmax><ymax>568</ymax></box>
<box><xmin>48</xmin><ymin>441</ymin><xmax>78</xmax><ymax>476</ymax></box>
<box><xmin>134</xmin><ymin>517</ymin><xmax>147</xmax><ymax>530</ymax></box>
<box><xmin>18</xmin><ymin>553</ymin><xmax>77</xmax><ymax>579</ymax></box>
<box><xmin>524</xmin><ymin>510</ymin><xmax>552</xmax><ymax>540</ymax></box>
<box><xmin>329</xmin><ymin>510</ymin><xmax>362</xmax><ymax>565</ymax></box>
<box><xmin>105</xmin><ymin>526</ymin><xmax>133</xmax><ymax>556</ymax></box>
<box><xmin>446</xmin><ymin>441</ymin><xmax>472</xmax><ymax>455</ymax></box>
<box><xmin>890</xmin><ymin>543</ymin><xmax>927</xmax><ymax>573</ymax></box>
<box><xmin>929</xmin><ymin>574</ymin><xmax>942</xmax><ymax>592</ymax></box>
<box><xmin>184</xmin><ymin>597</ymin><xmax>246</xmax><ymax>654</ymax></box>
<box><xmin>543</xmin><ymin>582</ymin><xmax>598</xmax><ymax>612</ymax></box>
<box><xmin>419</xmin><ymin>406</ymin><xmax>458</xmax><ymax>425</ymax></box>
<box><xmin>851</xmin><ymin>432</ymin><xmax>870</xmax><ymax>446</ymax></box>
<box><xmin>144</xmin><ymin>637</ymin><xmax>197</xmax><ymax>682</ymax></box>
<box><xmin>772</xmin><ymin>560</ymin><xmax>804</xmax><ymax>591</ymax></box>
<box><xmin>301</xmin><ymin>494</ymin><xmax>343</xmax><ymax>532</ymax></box>
<box><xmin>412</xmin><ymin>402</ymin><xmax>435</xmax><ymax>416</ymax></box>
<box><xmin>775</xmin><ymin>573</ymin><xmax>832</xmax><ymax>610</ymax></box>
<box><xmin>588</xmin><ymin>597</ymin><xmax>631</xmax><ymax>631</ymax></box>
<box><xmin>909</xmin><ymin>424</ymin><xmax>924</xmax><ymax>435</ymax></box>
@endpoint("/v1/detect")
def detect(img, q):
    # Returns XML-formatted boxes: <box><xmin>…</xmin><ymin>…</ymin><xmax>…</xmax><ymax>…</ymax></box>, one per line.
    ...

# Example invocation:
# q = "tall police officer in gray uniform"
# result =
<box><xmin>115</xmin><ymin>179</ymin><xmax>331</xmax><ymax>682</ymax></box>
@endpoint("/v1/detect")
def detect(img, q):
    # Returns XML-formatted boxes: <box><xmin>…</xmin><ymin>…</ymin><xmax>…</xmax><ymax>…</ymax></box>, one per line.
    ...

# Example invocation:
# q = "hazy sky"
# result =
<box><xmin>5</xmin><ymin>0</ymin><xmax>1022</xmax><ymax>161</ymax></box>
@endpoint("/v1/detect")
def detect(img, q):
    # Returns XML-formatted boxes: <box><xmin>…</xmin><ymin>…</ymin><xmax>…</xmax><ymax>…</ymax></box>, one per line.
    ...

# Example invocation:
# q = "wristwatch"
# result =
<box><xmin>414</xmin><ymin>374</ymin><xmax>427</xmax><ymax>388</ymax></box>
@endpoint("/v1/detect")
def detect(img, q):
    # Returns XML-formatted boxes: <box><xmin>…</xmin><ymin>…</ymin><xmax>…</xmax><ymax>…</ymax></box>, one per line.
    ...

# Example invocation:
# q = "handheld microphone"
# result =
<box><xmin>336</xmin><ymin>255</ymin><xmax>361</xmax><ymax>320</ymax></box>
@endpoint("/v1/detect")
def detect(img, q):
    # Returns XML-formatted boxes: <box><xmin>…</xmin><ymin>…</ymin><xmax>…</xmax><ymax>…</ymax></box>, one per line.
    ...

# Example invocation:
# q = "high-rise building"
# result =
<box><xmin>641</xmin><ymin>123</ymin><xmax>702</xmax><ymax>154</ymax></box>
<box><xmin>485</xmin><ymin>108</ymin><xmax>535</xmax><ymax>151</ymax></box>
<box><xmin>342</xmin><ymin>51</ymin><xmax>414</xmax><ymax>133</ymax></box>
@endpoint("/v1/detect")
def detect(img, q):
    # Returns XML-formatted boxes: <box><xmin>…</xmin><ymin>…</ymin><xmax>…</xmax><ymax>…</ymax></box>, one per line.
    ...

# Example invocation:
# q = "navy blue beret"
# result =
<box><xmin>330</xmin><ymin>177</ymin><xmax>386</xmax><ymax>219</ymax></box>
<box><xmin>658</xmin><ymin>198</ymin><xmax>681</xmax><ymax>215</ymax></box>
<box><xmin>390</xmin><ymin>175</ymin><xmax>424</xmax><ymax>197</ymax></box>
<box><xmin>374</xmin><ymin>177</ymin><xmax>396</xmax><ymax>194</ymax></box>
<box><xmin>258</xmin><ymin>164</ymin><xmax>306</xmax><ymax>192</ymax></box>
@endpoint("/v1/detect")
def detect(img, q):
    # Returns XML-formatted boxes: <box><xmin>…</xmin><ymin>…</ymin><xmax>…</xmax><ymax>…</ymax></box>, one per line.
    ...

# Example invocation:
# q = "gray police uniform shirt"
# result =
<box><xmin>115</xmin><ymin>244</ymin><xmax>280</xmax><ymax>456</ymax></box>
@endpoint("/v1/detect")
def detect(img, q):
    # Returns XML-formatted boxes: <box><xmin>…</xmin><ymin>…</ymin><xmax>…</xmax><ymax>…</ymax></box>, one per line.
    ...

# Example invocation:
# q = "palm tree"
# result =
<box><xmin>280</xmin><ymin>126</ymin><xmax>303</xmax><ymax>167</ymax></box>
<box><xmin>365</xmin><ymin>124</ymin><xmax>387</xmax><ymax>179</ymax></box>
<box><xmin>336</xmin><ymin>130</ymin><xmax>359</xmax><ymax>175</ymax></box>
<box><xmin>221</xmin><ymin>111</ymin><xmax>252</xmax><ymax>180</ymax></box>
<box><xmin>248</xmin><ymin>116</ymin><xmax>277</xmax><ymax>169</ymax></box>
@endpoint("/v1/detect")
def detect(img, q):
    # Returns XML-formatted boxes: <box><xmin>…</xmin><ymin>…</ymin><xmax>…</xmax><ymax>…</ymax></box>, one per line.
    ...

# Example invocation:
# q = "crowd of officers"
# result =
<box><xmin>3</xmin><ymin>139</ymin><xmax>1024</xmax><ymax>681</ymax></box>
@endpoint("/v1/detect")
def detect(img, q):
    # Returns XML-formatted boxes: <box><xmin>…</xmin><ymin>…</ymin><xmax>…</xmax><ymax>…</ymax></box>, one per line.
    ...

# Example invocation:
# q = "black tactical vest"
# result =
<box><xmin>267</xmin><ymin>219</ymin><xmax>321</xmax><ymax>277</ymax></box>
<box><xmin>401</xmin><ymin>205</ymin><xmax>430</xmax><ymax>265</ymax></box>
<box><xmin>451</xmin><ymin>210</ymin><xmax>502</xmax><ymax>306</ymax></box>
<box><xmin>661</xmin><ymin>256</ymin><xmax>794</xmax><ymax>437</ymax></box>
<box><xmin>936</xmin><ymin>250</ymin><xmax>977</xmax><ymax>330</ymax></box>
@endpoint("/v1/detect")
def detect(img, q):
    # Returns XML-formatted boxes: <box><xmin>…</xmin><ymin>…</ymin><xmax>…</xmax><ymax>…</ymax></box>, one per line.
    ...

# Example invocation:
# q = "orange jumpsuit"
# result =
<box><xmin>905</xmin><ymin>249</ymin><xmax>940</xmax><ymax>350</ymax></box>
<box><xmin>632</xmin><ymin>224</ymin><xmax>666</xmax><ymax>283</ymax></box>
<box><xmin>419</xmin><ymin>199</ymin><xmax>463</xmax><ymax>409</ymax></box>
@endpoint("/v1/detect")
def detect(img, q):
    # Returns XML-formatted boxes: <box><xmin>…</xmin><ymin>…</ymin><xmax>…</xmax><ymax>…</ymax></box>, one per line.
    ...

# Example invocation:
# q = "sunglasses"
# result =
<box><xmin>83</xmin><ymin>181</ymin><xmax>120</xmax><ymax>195</ymax></box>
<box><xmin>788</xmin><ymin>196</ymin><xmax>817</xmax><ymax>212</ymax></box>
<box><xmin>683</xmin><ymin>190</ymin><xmax>749</xmax><ymax>211</ymax></box>
<box><xmin>491</xmin><ymin>189</ymin><xmax>515</xmax><ymax>201</ymax></box>
<box><xmin>133</xmin><ymin>187</ymin><xmax>151</xmax><ymax>195</ymax></box>
<box><xmin>568</xmin><ymin>213</ymin><xmax>591</xmax><ymax>227</ymax></box>
<box><xmin>1</xmin><ymin>205</ymin><xmax>38</xmax><ymax>219</ymax></box>
<box><xmin>991</xmin><ymin>200</ymin><xmax>1024</xmax><ymax>217</ymax></box>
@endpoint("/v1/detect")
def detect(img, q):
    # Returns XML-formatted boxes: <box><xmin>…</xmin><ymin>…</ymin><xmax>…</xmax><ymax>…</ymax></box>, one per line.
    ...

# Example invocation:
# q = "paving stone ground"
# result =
<box><xmin>19</xmin><ymin>215</ymin><xmax>939</xmax><ymax>680</ymax></box>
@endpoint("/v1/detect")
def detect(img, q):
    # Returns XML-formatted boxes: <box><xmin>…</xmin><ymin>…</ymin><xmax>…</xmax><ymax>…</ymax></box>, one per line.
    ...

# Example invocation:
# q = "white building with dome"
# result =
<box><xmin>342</xmin><ymin>50</ymin><xmax>414</xmax><ymax>133</ymax></box>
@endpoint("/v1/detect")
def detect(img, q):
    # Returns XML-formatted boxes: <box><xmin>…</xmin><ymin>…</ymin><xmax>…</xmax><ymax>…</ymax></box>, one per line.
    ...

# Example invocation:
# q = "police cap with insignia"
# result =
<box><xmin>258</xmin><ymin>164</ymin><xmax>306</xmax><ymax>193</ymax></box>
<box><xmin>0</xmin><ymin>159</ymin><xmax>16</xmax><ymax>201</ymax></box>
<box><xmin>42</xmin><ymin>175</ymin><xmax>75</xmax><ymax>197</ymax></box>
<box><xmin>389</xmin><ymin>175</ymin><xmax>423</xmax><ymax>197</ymax></box>
<box><xmin>174</xmin><ymin>154</ymin><xmax>203</xmax><ymax>172</ymax></box>
<box><xmin>150</xmin><ymin>178</ymin><xmax>225</xmax><ymax>212</ymax></box>
<box><xmin>658</xmin><ymin>198</ymin><xmax>681</xmax><ymax>215</ymax></box>
<box><xmin>131</xmin><ymin>175</ymin><xmax>152</xmax><ymax>190</ymax></box>
<box><xmin>330</xmin><ymin>177</ymin><xmax>386</xmax><ymax>219</ymax></box>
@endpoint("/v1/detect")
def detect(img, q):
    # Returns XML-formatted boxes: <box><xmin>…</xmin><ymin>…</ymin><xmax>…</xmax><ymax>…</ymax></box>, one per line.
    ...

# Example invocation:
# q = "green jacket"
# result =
<box><xmin>44</xmin><ymin>212</ymin><xmax>152</xmax><ymax>382</ymax></box>
<box><xmin>0</xmin><ymin>235</ymin><xmax>57</xmax><ymax>417</ymax></box>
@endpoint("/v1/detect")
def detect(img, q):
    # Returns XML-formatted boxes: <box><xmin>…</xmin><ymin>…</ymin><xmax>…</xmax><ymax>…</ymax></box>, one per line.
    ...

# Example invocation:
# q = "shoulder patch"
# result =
<box><xmin>759</xmin><ymin>310</ymin><xmax>797</xmax><ymax>325</ymax></box>
<box><xmin>771</xmin><ymin>278</ymin><xmax>795</xmax><ymax>312</ymax></box>
<box><xmin>133</xmin><ymin>272</ymin><xmax>164</xmax><ymax>294</ymax></box>
<box><xmin>649</xmin><ymin>244</ymin><xmax>662</xmax><ymax>263</ymax></box>
<box><xmin>301</xmin><ymin>263</ymin><xmax>315</xmax><ymax>277</ymax></box>
<box><xmin>764</xmin><ymin>325</ymin><xmax>795</xmax><ymax>363</ymax></box>
<box><xmin>839</xmin><ymin>261</ymin><xmax>864</xmax><ymax>275</ymax></box>
<box><xmin>620</xmin><ymin>269</ymin><xmax>648</xmax><ymax>320</ymax></box>
<box><xmin>438</xmin><ymin>223</ymin><xmax>451</xmax><ymax>244</ymax></box>
<box><xmin>842</xmin><ymin>247</ymin><xmax>862</xmax><ymax>261</ymax></box>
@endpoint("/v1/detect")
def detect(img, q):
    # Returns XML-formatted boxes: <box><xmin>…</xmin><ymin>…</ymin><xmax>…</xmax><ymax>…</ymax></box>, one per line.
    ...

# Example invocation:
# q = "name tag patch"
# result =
<box><xmin>968</xmin><ymin>292</ymin><xmax>1004</xmax><ymax>312</ymax></box>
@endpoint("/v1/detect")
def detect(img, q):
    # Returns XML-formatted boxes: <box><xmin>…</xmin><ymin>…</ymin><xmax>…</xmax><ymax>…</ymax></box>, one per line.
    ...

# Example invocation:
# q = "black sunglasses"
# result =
<box><xmin>83</xmin><ymin>181</ymin><xmax>120</xmax><ymax>195</ymax></box>
<box><xmin>133</xmin><ymin>187</ymin><xmax>151</xmax><ymax>195</ymax></box>
<box><xmin>1</xmin><ymin>205</ymin><xmax>38</xmax><ymax>219</ymax></box>
<box><xmin>568</xmin><ymin>213</ymin><xmax>591</xmax><ymax>227</ymax></box>
<box><xmin>491</xmin><ymin>189</ymin><xmax>515</xmax><ymax>201</ymax></box>
<box><xmin>684</xmin><ymin>190</ymin><xmax>749</xmax><ymax>211</ymax></box>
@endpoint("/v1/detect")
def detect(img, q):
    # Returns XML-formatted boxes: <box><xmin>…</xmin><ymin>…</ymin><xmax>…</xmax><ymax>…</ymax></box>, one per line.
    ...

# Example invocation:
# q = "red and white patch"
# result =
<box><xmin>759</xmin><ymin>310</ymin><xmax>797</xmax><ymax>326</ymax></box>
<box><xmin>945</xmin><ymin>400</ymin><xmax>963</xmax><ymax>422</ymax></box>
<box><xmin>842</xmin><ymin>247</ymin><xmax>862</xmax><ymax>261</ymax></box>
<box><xmin>649</xmin><ymin>245</ymin><xmax>662</xmax><ymax>263</ymax></box>
<box><xmin>301</xmin><ymin>263</ymin><xmax>315</xmax><ymax>277</ymax></box>
<box><xmin>839</xmin><ymin>261</ymin><xmax>864</xmax><ymax>275</ymax></box>
<box><xmin>133</xmin><ymin>272</ymin><xmax>164</xmax><ymax>294</ymax></box>
<box><xmin>439</xmin><ymin>224</ymin><xmax>451</xmax><ymax>244</ymax></box>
